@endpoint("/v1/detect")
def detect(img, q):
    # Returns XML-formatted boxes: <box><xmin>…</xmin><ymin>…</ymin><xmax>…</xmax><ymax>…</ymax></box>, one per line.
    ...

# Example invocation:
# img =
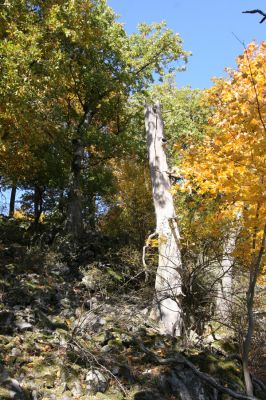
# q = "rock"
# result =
<box><xmin>121</xmin><ymin>333</ymin><xmax>132</xmax><ymax>346</ymax></box>
<box><xmin>134</xmin><ymin>391</ymin><xmax>162</xmax><ymax>400</ymax></box>
<box><xmin>15</xmin><ymin>320</ymin><xmax>33</xmax><ymax>332</ymax></box>
<box><xmin>99</xmin><ymin>318</ymin><xmax>106</xmax><ymax>326</ymax></box>
<box><xmin>140</xmin><ymin>307</ymin><xmax>149</xmax><ymax>316</ymax></box>
<box><xmin>11</xmin><ymin>348</ymin><xmax>22</xmax><ymax>357</ymax></box>
<box><xmin>51</xmin><ymin>263</ymin><xmax>70</xmax><ymax>276</ymax></box>
<box><xmin>81</xmin><ymin>266</ymin><xmax>102</xmax><ymax>290</ymax></box>
<box><xmin>71</xmin><ymin>381</ymin><xmax>82</xmax><ymax>397</ymax></box>
<box><xmin>86</xmin><ymin>369</ymin><xmax>108</xmax><ymax>394</ymax></box>
<box><xmin>157</xmin><ymin>367</ymin><xmax>216</xmax><ymax>400</ymax></box>
<box><xmin>73</xmin><ymin>311</ymin><xmax>103</xmax><ymax>333</ymax></box>
<box><xmin>60</xmin><ymin>298</ymin><xmax>71</xmax><ymax>308</ymax></box>
<box><xmin>115</xmin><ymin>365</ymin><xmax>135</xmax><ymax>384</ymax></box>
<box><xmin>0</xmin><ymin>311</ymin><xmax>15</xmax><ymax>334</ymax></box>
<box><xmin>100</xmin><ymin>345</ymin><xmax>111</xmax><ymax>353</ymax></box>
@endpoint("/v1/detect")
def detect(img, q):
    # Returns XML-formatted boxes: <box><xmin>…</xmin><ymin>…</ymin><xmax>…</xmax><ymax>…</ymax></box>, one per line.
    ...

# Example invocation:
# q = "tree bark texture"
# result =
<box><xmin>145</xmin><ymin>102</ymin><xmax>183</xmax><ymax>336</ymax></box>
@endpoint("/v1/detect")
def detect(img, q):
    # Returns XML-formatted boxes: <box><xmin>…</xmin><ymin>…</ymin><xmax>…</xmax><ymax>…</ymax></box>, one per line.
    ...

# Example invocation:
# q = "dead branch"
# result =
<box><xmin>135</xmin><ymin>337</ymin><xmax>259</xmax><ymax>400</ymax></box>
<box><xmin>242</xmin><ymin>10</ymin><xmax>266</xmax><ymax>24</ymax></box>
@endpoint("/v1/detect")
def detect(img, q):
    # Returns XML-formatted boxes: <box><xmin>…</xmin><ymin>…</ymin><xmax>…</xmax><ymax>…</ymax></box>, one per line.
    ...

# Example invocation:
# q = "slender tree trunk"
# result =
<box><xmin>216</xmin><ymin>231</ymin><xmax>235</xmax><ymax>320</ymax></box>
<box><xmin>34</xmin><ymin>186</ymin><xmax>44</xmax><ymax>226</ymax></box>
<box><xmin>242</xmin><ymin>224</ymin><xmax>266</xmax><ymax>396</ymax></box>
<box><xmin>87</xmin><ymin>194</ymin><xmax>96</xmax><ymax>230</ymax></box>
<box><xmin>9</xmin><ymin>185</ymin><xmax>16</xmax><ymax>217</ymax></box>
<box><xmin>145</xmin><ymin>102</ymin><xmax>183</xmax><ymax>336</ymax></box>
<box><xmin>66</xmin><ymin>106</ymin><xmax>95</xmax><ymax>238</ymax></box>
<box><xmin>67</xmin><ymin>138</ymin><xmax>84</xmax><ymax>238</ymax></box>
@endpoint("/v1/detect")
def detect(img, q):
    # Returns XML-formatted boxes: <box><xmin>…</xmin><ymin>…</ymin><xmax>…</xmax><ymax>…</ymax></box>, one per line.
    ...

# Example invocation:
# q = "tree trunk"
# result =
<box><xmin>9</xmin><ymin>185</ymin><xmax>16</xmax><ymax>217</ymax></box>
<box><xmin>66</xmin><ymin>106</ymin><xmax>96</xmax><ymax>238</ymax></box>
<box><xmin>242</xmin><ymin>224</ymin><xmax>266</xmax><ymax>396</ymax></box>
<box><xmin>34</xmin><ymin>186</ymin><xmax>44</xmax><ymax>226</ymax></box>
<box><xmin>216</xmin><ymin>231</ymin><xmax>235</xmax><ymax>320</ymax></box>
<box><xmin>67</xmin><ymin>138</ymin><xmax>84</xmax><ymax>238</ymax></box>
<box><xmin>145</xmin><ymin>102</ymin><xmax>183</xmax><ymax>336</ymax></box>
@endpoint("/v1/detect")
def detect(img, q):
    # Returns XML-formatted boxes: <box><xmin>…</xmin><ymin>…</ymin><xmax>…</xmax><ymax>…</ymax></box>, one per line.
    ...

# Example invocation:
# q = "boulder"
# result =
<box><xmin>86</xmin><ymin>369</ymin><xmax>108</xmax><ymax>394</ymax></box>
<box><xmin>15</xmin><ymin>320</ymin><xmax>33</xmax><ymax>332</ymax></box>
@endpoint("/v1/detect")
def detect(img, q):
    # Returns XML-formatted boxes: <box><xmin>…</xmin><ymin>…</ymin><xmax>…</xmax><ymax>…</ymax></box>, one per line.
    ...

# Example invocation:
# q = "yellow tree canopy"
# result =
<box><xmin>179</xmin><ymin>41</ymin><xmax>266</xmax><ymax>270</ymax></box>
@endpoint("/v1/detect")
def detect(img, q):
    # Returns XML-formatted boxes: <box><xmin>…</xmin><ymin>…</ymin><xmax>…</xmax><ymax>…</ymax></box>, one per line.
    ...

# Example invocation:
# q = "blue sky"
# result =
<box><xmin>108</xmin><ymin>0</ymin><xmax>266</xmax><ymax>89</ymax></box>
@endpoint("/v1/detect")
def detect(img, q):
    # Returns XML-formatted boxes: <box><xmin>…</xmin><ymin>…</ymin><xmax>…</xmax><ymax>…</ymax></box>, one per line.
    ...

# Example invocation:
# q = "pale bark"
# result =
<box><xmin>145</xmin><ymin>102</ymin><xmax>183</xmax><ymax>336</ymax></box>
<box><xmin>216</xmin><ymin>232</ymin><xmax>235</xmax><ymax>320</ymax></box>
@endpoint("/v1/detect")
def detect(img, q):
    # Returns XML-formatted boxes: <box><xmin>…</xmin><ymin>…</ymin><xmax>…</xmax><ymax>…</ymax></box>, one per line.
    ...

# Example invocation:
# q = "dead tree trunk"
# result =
<box><xmin>145</xmin><ymin>102</ymin><xmax>183</xmax><ymax>336</ymax></box>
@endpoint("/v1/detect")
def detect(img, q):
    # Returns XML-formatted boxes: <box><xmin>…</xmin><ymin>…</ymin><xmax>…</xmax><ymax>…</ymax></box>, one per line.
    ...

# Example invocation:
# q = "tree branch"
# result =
<box><xmin>242</xmin><ymin>10</ymin><xmax>266</xmax><ymax>24</ymax></box>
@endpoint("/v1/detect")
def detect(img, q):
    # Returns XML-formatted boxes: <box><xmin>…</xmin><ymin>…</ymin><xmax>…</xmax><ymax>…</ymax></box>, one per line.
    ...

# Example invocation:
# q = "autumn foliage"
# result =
<box><xmin>179</xmin><ymin>41</ymin><xmax>266</xmax><ymax>276</ymax></box>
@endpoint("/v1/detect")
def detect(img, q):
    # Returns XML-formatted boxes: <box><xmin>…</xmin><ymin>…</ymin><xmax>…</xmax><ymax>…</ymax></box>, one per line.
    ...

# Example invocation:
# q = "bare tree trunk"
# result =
<box><xmin>145</xmin><ymin>102</ymin><xmax>183</xmax><ymax>336</ymax></box>
<box><xmin>9</xmin><ymin>185</ymin><xmax>16</xmax><ymax>217</ymax></box>
<box><xmin>242</xmin><ymin>224</ymin><xmax>266</xmax><ymax>396</ymax></box>
<box><xmin>216</xmin><ymin>231</ymin><xmax>235</xmax><ymax>320</ymax></box>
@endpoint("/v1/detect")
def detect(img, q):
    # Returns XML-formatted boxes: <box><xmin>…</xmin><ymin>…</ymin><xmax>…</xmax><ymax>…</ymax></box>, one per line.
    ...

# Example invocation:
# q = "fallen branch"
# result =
<box><xmin>135</xmin><ymin>337</ymin><xmax>259</xmax><ymax>400</ymax></box>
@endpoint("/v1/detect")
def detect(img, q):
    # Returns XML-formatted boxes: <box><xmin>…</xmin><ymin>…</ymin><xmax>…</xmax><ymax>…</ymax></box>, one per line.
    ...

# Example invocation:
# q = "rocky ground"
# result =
<box><xmin>0</xmin><ymin>219</ymin><xmax>265</xmax><ymax>400</ymax></box>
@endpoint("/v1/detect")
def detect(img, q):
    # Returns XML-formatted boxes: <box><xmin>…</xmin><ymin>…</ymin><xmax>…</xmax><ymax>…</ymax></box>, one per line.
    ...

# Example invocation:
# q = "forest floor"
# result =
<box><xmin>0</xmin><ymin>218</ymin><xmax>265</xmax><ymax>400</ymax></box>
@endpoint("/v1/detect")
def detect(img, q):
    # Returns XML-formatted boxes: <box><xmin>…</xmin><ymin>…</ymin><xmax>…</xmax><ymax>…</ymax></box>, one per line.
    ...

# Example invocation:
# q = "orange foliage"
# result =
<box><xmin>179</xmin><ymin>41</ymin><xmax>266</xmax><ymax>271</ymax></box>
